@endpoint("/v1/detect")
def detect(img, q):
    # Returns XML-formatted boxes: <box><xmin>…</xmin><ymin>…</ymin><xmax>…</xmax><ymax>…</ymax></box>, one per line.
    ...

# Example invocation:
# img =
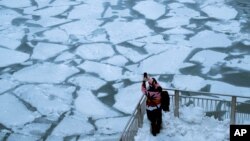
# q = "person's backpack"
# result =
<box><xmin>161</xmin><ymin>91</ymin><xmax>170</xmax><ymax>112</ymax></box>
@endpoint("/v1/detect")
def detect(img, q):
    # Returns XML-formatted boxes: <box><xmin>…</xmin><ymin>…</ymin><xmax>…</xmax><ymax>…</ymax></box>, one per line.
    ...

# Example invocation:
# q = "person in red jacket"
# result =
<box><xmin>141</xmin><ymin>72</ymin><xmax>162</xmax><ymax>136</ymax></box>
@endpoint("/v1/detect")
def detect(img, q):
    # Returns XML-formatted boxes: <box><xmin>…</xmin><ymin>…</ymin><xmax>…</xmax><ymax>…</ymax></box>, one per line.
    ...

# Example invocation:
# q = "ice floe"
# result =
<box><xmin>138</xmin><ymin>46</ymin><xmax>192</xmax><ymax>74</ymax></box>
<box><xmin>156</xmin><ymin>16</ymin><xmax>190</xmax><ymax>29</ymax></box>
<box><xmin>0</xmin><ymin>93</ymin><xmax>37</xmax><ymax>128</ymax></box>
<box><xmin>163</xmin><ymin>27</ymin><xmax>194</xmax><ymax>35</ymax></box>
<box><xmin>0</xmin><ymin>79</ymin><xmax>18</xmax><ymax>94</ymax></box>
<box><xmin>31</xmin><ymin>43</ymin><xmax>69</xmax><ymax>60</ymax></box>
<box><xmin>24</xmin><ymin>6</ymin><xmax>69</xmax><ymax>17</ymax></box>
<box><xmin>135</xmin><ymin>35</ymin><xmax>166</xmax><ymax>44</ymax></box>
<box><xmin>207</xmin><ymin>80</ymin><xmax>250</xmax><ymax>97</ymax></box>
<box><xmin>0</xmin><ymin>9</ymin><xmax>21</xmax><ymax>26</ymax></box>
<box><xmin>116</xmin><ymin>45</ymin><xmax>148</xmax><ymax>63</ymax></box>
<box><xmin>68</xmin><ymin>4</ymin><xmax>103</xmax><ymax>19</ymax></box>
<box><xmin>13</xmin><ymin>63</ymin><xmax>79</xmax><ymax>83</ymax></box>
<box><xmin>95</xmin><ymin>116</ymin><xmax>130</xmax><ymax>134</ymax></box>
<box><xmin>0</xmin><ymin>48</ymin><xmax>29</xmax><ymax>68</ymax></box>
<box><xmin>101</xmin><ymin>55</ymin><xmax>128</xmax><ymax>67</ymax></box>
<box><xmin>14</xmin><ymin>123</ymin><xmax>51</xmax><ymax>137</ymax></box>
<box><xmin>103</xmin><ymin>7</ymin><xmax>131</xmax><ymax>18</ymax></box>
<box><xmin>54</xmin><ymin>52</ymin><xmax>75</xmax><ymax>62</ymax></box>
<box><xmin>113</xmin><ymin>83</ymin><xmax>143</xmax><ymax>114</ymax></box>
<box><xmin>27</xmin><ymin>17</ymin><xmax>71</xmax><ymax>27</ymax></box>
<box><xmin>205</xmin><ymin>21</ymin><xmax>241</xmax><ymax>34</ymax></box>
<box><xmin>167</xmin><ymin>4</ymin><xmax>200</xmax><ymax>18</ymax></box>
<box><xmin>14</xmin><ymin>84</ymin><xmax>75</xmax><ymax>119</ymax></box>
<box><xmin>133</xmin><ymin>0</ymin><xmax>165</xmax><ymax>20</ymax></box>
<box><xmin>0</xmin><ymin>0</ymin><xmax>31</xmax><ymax>8</ymax></box>
<box><xmin>201</xmin><ymin>4</ymin><xmax>238</xmax><ymax>21</ymax></box>
<box><xmin>190</xmin><ymin>50</ymin><xmax>227</xmax><ymax>74</ymax></box>
<box><xmin>76</xmin><ymin>43</ymin><xmax>114</xmax><ymax>60</ymax></box>
<box><xmin>68</xmin><ymin>74</ymin><xmax>106</xmax><ymax>90</ymax></box>
<box><xmin>176</xmin><ymin>0</ymin><xmax>196</xmax><ymax>3</ymax></box>
<box><xmin>189</xmin><ymin>30</ymin><xmax>232</xmax><ymax>48</ymax></box>
<box><xmin>143</xmin><ymin>43</ymin><xmax>168</xmax><ymax>54</ymax></box>
<box><xmin>104</xmin><ymin>19</ymin><xmax>152</xmax><ymax>44</ymax></box>
<box><xmin>225</xmin><ymin>55</ymin><xmax>250</xmax><ymax>71</ymax></box>
<box><xmin>172</xmin><ymin>75</ymin><xmax>207</xmax><ymax>91</ymax></box>
<box><xmin>34</xmin><ymin>0</ymin><xmax>51</xmax><ymax>8</ymax></box>
<box><xmin>78</xmin><ymin>61</ymin><xmax>122</xmax><ymax>81</ymax></box>
<box><xmin>0</xmin><ymin>27</ymin><xmax>25</xmax><ymax>49</ymax></box>
<box><xmin>75</xmin><ymin>89</ymin><xmax>121</xmax><ymax>119</ymax></box>
<box><xmin>52</xmin><ymin>116</ymin><xmax>94</xmax><ymax>136</ymax></box>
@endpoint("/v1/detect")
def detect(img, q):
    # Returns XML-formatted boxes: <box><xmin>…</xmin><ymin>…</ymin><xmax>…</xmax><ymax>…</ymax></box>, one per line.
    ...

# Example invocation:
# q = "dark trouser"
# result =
<box><xmin>146</xmin><ymin>108</ymin><xmax>162</xmax><ymax>135</ymax></box>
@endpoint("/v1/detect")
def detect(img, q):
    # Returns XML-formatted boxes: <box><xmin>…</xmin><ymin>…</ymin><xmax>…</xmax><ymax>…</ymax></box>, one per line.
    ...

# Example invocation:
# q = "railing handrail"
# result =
<box><xmin>120</xmin><ymin>87</ymin><xmax>250</xmax><ymax>141</ymax></box>
<box><xmin>163</xmin><ymin>88</ymin><xmax>250</xmax><ymax>99</ymax></box>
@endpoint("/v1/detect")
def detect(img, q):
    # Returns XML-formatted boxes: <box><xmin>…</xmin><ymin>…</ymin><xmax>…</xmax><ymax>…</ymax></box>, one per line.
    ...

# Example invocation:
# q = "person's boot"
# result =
<box><xmin>151</xmin><ymin>123</ymin><xmax>157</xmax><ymax>136</ymax></box>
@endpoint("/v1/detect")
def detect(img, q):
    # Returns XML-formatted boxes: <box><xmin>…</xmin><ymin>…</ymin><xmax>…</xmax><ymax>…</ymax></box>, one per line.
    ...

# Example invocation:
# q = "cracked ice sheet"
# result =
<box><xmin>24</xmin><ymin>6</ymin><xmax>69</xmax><ymax>17</ymax></box>
<box><xmin>201</xmin><ymin>4</ymin><xmax>237</xmax><ymax>21</ymax></box>
<box><xmin>190</xmin><ymin>30</ymin><xmax>232</xmax><ymax>48</ymax></box>
<box><xmin>137</xmin><ymin>46</ymin><xmax>192</xmax><ymax>74</ymax></box>
<box><xmin>0</xmin><ymin>9</ymin><xmax>21</xmax><ymax>26</ymax></box>
<box><xmin>51</xmin><ymin>115</ymin><xmax>94</xmax><ymax>136</ymax></box>
<box><xmin>225</xmin><ymin>55</ymin><xmax>250</xmax><ymax>71</ymax></box>
<box><xmin>76</xmin><ymin>43</ymin><xmax>114</xmax><ymax>60</ymax></box>
<box><xmin>68</xmin><ymin>74</ymin><xmax>106</xmax><ymax>90</ymax></box>
<box><xmin>133</xmin><ymin>0</ymin><xmax>165</xmax><ymax>20</ymax></box>
<box><xmin>75</xmin><ymin>89</ymin><xmax>121</xmax><ymax>119</ymax></box>
<box><xmin>116</xmin><ymin>45</ymin><xmax>148</xmax><ymax>63</ymax></box>
<box><xmin>68</xmin><ymin>3</ymin><xmax>103</xmax><ymax>19</ymax></box>
<box><xmin>0</xmin><ymin>48</ymin><xmax>29</xmax><ymax>68</ymax></box>
<box><xmin>0</xmin><ymin>93</ymin><xmax>37</xmax><ymax>128</ymax></box>
<box><xmin>156</xmin><ymin>16</ymin><xmax>190</xmax><ymax>28</ymax></box>
<box><xmin>14</xmin><ymin>84</ymin><xmax>75</xmax><ymax>119</ymax></box>
<box><xmin>101</xmin><ymin>55</ymin><xmax>128</xmax><ymax>67</ymax></box>
<box><xmin>205</xmin><ymin>21</ymin><xmax>241</xmax><ymax>34</ymax></box>
<box><xmin>190</xmin><ymin>50</ymin><xmax>227</xmax><ymax>74</ymax></box>
<box><xmin>167</xmin><ymin>3</ymin><xmax>200</xmax><ymax>18</ymax></box>
<box><xmin>0</xmin><ymin>79</ymin><xmax>18</xmax><ymax>94</ymax></box>
<box><xmin>113</xmin><ymin>83</ymin><xmax>142</xmax><ymax>114</ymax></box>
<box><xmin>96</xmin><ymin>116</ymin><xmax>130</xmax><ymax>135</ymax></box>
<box><xmin>78</xmin><ymin>61</ymin><xmax>123</xmax><ymax>81</ymax></box>
<box><xmin>31</xmin><ymin>43</ymin><xmax>69</xmax><ymax>60</ymax></box>
<box><xmin>13</xmin><ymin>62</ymin><xmax>79</xmax><ymax>83</ymax></box>
<box><xmin>0</xmin><ymin>0</ymin><xmax>31</xmax><ymax>8</ymax></box>
<box><xmin>14</xmin><ymin>123</ymin><xmax>51</xmax><ymax>138</ymax></box>
<box><xmin>163</xmin><ymin>27</ymin><xmax>194</xmax><ymax>35</ymax></box>
<box><xmin>176</xmin><ymin>0</ymin><xmax>196</xmax><ymax>3</ymax></box>
<box><xmin>104</xmin><ymin>19</ymin><xmax>153</xmax><ymax>44</ymax></box>
<box><xmin>172</xmin><ymin>75</ymin><xmax>206</xmax><ymax>91</ymax></box>
<box><xmin>0</xmin><ymin>27</ymin><xmax>25</xmax><ymax>49</ymax></box>
<box><xmin>27</xmin><ymin>17</ymin><xmax>71</xmax><ymax>27</ymax></box>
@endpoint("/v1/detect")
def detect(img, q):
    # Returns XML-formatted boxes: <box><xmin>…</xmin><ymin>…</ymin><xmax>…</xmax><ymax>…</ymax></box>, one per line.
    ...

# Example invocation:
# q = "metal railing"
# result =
<box><xmin>120</xmin><ymin>88</ymin><xmax>250</xmax><ymax>141</ymax></box>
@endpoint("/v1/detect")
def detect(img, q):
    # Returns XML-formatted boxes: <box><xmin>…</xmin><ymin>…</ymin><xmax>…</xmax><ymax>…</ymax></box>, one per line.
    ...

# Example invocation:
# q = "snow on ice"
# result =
<box><xmin>13</xmin><ymin>63</ymin><xmax>79</xmax><ymax>83</ymax></box>
<box><xmin>0</xmin><ymin>48</ymin><xmax>29</xmax><ymax>67</ymax></box>
<box><xmin>172</xmin><ymin>75</ymin><xmax>206</xmax><ymax>91</ymax></box>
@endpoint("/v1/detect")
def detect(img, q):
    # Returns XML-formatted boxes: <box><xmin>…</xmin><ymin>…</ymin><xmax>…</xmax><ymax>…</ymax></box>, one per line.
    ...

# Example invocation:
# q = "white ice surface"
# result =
<box><xmin>32</xmin><ymin>28</ymin><xmax>69</xmax><ymax>43</ymax></box>
<box><xmin>135</xmin><ymin>35</ymin><xmax>166</xmax><ymax>44</ymax></box>
<box><xmin>68</xmin><ymin>74</ymin><xmax>106</xmax><ymax>90</ymax></box>
<box><xmin>190</xmin><ymin>50</ymin><xmax>227</xmax><ymax>73</ymax></box>
<box><xmin>189</xmin><ymin>30</ymin><xmax>232</xmax><ymax>48</ymax></box>
<box><xmin>113</xmin><ymin>83</ymin><xmax>143</xmax><ymax>114</ymax></box>
<box><xmin>0</xmin><ymin>93</ymin><xmax>37</xmax><ymax>128</ymax></box>
<box><xmin>78</xmin><ymin>61</ymin><xmax>123</xmax><ymax>81</ymax></box>
<box><xmin>13</xmin><ymin>63</ymin><xmax>79</xmax><ymax>83</ymax></box>
<box><xmin>0</xmin><ymin>0</ymin><xmax>31</xmax><ymax>8</ymax></box>
<box><xmin>103</xmin><ymin>7</ymin><xmax>131</xmax><ymax>18</ymax></box>
<box><xmin>52</xmin><ymin>116</ymin><xmax>94</xmax><ymax>136</ymax></box>
<box><xmin>75</xmin><ymin>89</ymin><xmax>121</xmax><ymax>119</ymax></box>
<box><xmin>208</xmin><ymin>80</ymin><xmax>250</xmax><ymax>97</ymax></box>
<box><xmin>68</xmin><ymin>3</ymin><xmax>103</xmax><ymax>19</ymax></box>
<box><xmin>0</xmin><ymin>48</ymin><xmax>29</xmax><ymax>67</ymax></box>
<box><xmin>116</xmin><ymin>45</ymin><xmax>148</xmax><ymax>63</ymax></box>
<box><xmin>24</xmin><ymin>6</ymin><xmax>69</xmax><ymax>17</ymax></box>
<box><xmin>143</xmin><ymin>43</ymin><xmax>168</xmax><ymax>55</ymax></box>
<box><xmin>0</xmin><ymin>79</ymin><xmax>18</xmax><ymax>94</ymax></box>
<box><xmin>205</xmin><ymin>21</ymin><xmax>241</xmax><ymax>34</ymax></box>
<box><xmin>176</xmin><ymin>0</ymin><xmax>196</xmax><ymax>3</ymax></box>
<box><xmin>31</xmin><ymin>43</ymin><xmax>68</xmax><ymax>60</ymax></box>
<box><xmin>0</xmin><ymin>9</ymin><xmax>21</xmax><ymax>26</ymax></box>
<box><xmin>135</xmin><ymin>105</ymin><xmax>229</xmax><ymax>141</ymax></box>
<box><xmin>76</xmin><ymin>43</ymin><xmax>114</xmax><ymax>60</ymax></box>
<box><xmin>104</xmin><ymin>19</ymin><xmax>152</xmax><ymax>44</ymax></box>
<box><xmin>15</xmin><ymin>123</ymin><xmax>51</xmax><ymax>137</ymax></box>
<box><xmin>101</xmin><ymin>55</ymin><xmax>128</xmax><ymax>67</ymax></box>
<box><xmin>14</xmin><ymin>84</ymin><xmax>75</xmax><ymax>119</ymax></box>
<box><xmin>95</xmin><ymin>116</ymin><xmax>130</xmax><ymax>134</ymax></box>
<box><xmin>167</xmin><ymin>4</ymin><xmax>200</xmax><ymax>18</ymax></box>
<box><xmin>34</xmin><ymin>0</ymin><xmax>51</xmax><ymax>8</ymax></box>
<box><xmin>201</xmin><ymin>4</ymin><xmax>238</xmax><ymax>21</ymax></box>
<box><xmin>163</xmin><ymin>27</ymin><xmax>194</xmax><ymax>35</ymax></box>
<box><xmin>138</xmin><ymin>46</ymin><xmax>192</xmax><ymax>74</ymax></box>
<box><xmin>225</xmin><ymin>55</ymin><xmax>250</xmax><ymax>71</ymax></box>
<box><xmin>156</xmin><ymin>16</ymin><xmax>190</xmax><ymax>28</ymax></box>
<box><xmin>0</xmin><ymin>27</ymin><xmax>24</xmax><ymax>49</ymax></box>
<box><xmin>54</xmin><ymin>52</ymin><xmax>75</xmax><ymax>62</ymax></box>
<box><xmin>27</xmin><ymin>17</ymin><xmax>71</xmax><ymax>27</ymax></box>
<box><xmin>133</xmin><ymin>0</ymin><xmax>165</xmax><ymax>20</ymax></box>
<box><xmin>172</xmin><ymin>75</ymin><xmax>206</xmax><ymax>91</ymax></box>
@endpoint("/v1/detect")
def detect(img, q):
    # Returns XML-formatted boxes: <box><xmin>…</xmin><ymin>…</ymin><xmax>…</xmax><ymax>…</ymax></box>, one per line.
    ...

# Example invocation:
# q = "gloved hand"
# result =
<box><xmin>143</xmin><ymin>72</ymin><xmax>148</xmax><ymax>81</ymax></box>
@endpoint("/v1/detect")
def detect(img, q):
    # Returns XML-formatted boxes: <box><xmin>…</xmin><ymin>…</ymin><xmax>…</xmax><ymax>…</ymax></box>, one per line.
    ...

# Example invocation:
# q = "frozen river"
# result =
<box><xmin>0</xmin><ymin>0</ymin><xmax>250</xmax><ymax>140</ymax></box>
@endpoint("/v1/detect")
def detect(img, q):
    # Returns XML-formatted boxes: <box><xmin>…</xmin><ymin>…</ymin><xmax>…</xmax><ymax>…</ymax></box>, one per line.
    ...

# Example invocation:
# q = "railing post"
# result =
<box><xmin>174</xmin><ymin>90</ymin><xmax>180</xmax><ymax>117</ymax></box>
<box><xmin>230</xmin><ymin>96</ymin><xmax>237</xmax><ymax>124</ymax></box>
